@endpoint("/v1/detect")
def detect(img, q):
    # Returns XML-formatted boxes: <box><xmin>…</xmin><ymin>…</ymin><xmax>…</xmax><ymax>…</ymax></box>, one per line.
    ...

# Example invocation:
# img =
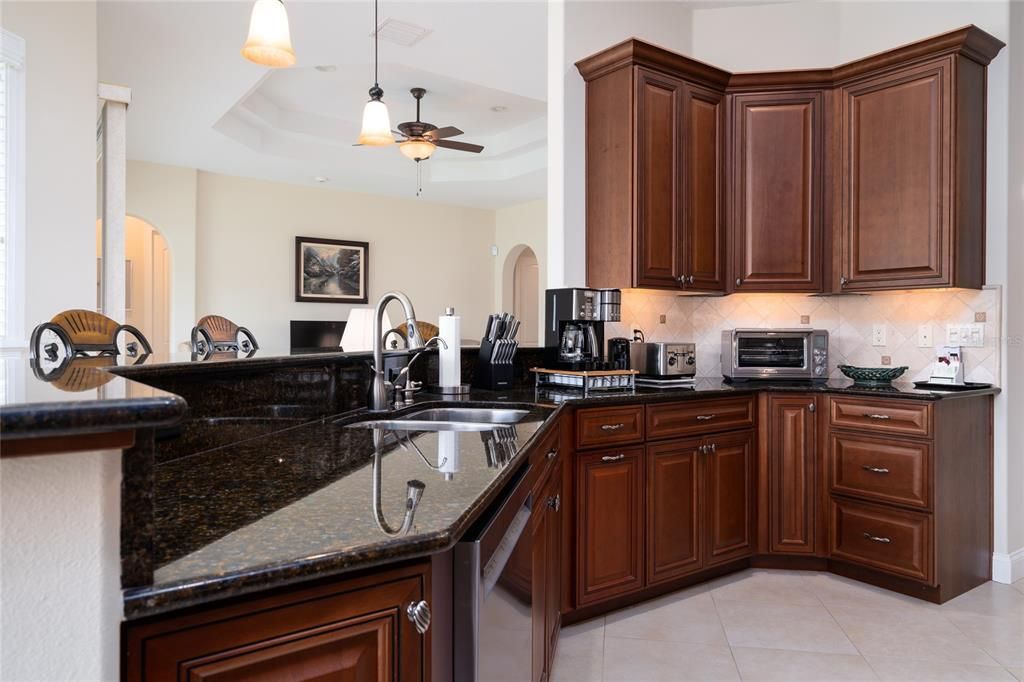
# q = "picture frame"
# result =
<box><xmin>294</xmin><ymin>237</ymin><xmax>369</xmax><ymax>304</ymax></box>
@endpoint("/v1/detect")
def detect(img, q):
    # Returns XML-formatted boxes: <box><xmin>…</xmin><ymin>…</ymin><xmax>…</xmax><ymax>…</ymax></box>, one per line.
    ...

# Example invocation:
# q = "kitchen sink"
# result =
<box><xmin>346</xmin><ymin>407</ymin><xmax>529</xmax><ymax>432</ymax></box>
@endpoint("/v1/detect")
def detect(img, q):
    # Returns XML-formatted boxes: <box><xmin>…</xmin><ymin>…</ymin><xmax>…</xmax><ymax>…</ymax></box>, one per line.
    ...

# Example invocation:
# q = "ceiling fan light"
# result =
<box><xmin>241</xmin><ymin>0</ymin><xmax>296</xmax><ymax>68</ymax></box>
<box><xmin>399</xmin><ymin>139</ymin><xmax>436</xmax><ymax>161</ymax></box>
<box><xmin>358</xmin><ymin>99</ymin><xmax>395</xmax><ymax>146</ymax></box>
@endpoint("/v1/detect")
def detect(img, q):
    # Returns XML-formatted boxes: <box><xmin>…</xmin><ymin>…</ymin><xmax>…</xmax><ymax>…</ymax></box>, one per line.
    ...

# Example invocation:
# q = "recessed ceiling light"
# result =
<box><xmin>490</xmin><ymin>105</ymin><xmax>508</xmax><ymax>113</ymax></box>
<box><xmin>314</xmin><ymin>65</ymin><xmax>337</xmax><ymax>72</ymax></box>
<box><xmin>314</xmin><ymin>176</ymin><xmax>329</xmax><ymax>183</ymax></box>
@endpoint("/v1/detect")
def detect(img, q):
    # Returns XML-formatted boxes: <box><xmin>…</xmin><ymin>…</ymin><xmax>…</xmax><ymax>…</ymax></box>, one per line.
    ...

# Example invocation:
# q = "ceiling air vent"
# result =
<box><xmin>372</xmin><ymin>18</ymin><xmax>432</xmax><ymax>47</ymax></box>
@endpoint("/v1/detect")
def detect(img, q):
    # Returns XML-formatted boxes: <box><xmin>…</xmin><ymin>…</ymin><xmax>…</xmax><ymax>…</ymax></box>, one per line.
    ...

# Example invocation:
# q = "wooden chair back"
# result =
<box><xmin>191</xmin><ymin>315</ymin><xmax>258</xmax><ymax>355</ymax></box>
<box><xmin>30</xmin><ymin>309</ymin><xmax>152</xmax><ymax>361</ymax></box>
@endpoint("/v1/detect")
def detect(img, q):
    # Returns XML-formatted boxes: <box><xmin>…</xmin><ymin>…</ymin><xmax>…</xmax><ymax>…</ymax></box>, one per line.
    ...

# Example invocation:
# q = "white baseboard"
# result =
<box><xmin>992</xmin><ymin>548</ymin><xmax>1024</xmax><ymax>584</ymax></box>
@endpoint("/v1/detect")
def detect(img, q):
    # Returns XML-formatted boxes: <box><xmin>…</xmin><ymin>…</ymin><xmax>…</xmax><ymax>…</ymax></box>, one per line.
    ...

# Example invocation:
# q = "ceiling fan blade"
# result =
<box><xmin>426</xmin><ymin>126</ymin><xmax>464</xmax><ymax>140</ymax></box>
<box><xmin>435</xmin><ymin>139</ymin><xmax>484</xmax><ymax>153</ymax></box>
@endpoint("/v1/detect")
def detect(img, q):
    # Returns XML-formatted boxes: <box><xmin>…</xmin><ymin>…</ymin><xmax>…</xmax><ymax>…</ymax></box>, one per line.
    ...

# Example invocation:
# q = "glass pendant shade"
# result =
<box><xmin>399</xmin><ymin>139</ymin><xmax>436</xmax><ymax>161</ymax></box>
<box><xmin>241</xmin><ymin>0</ymin><xmax>296</xmax><ymax>68</ymax></box>
<box><xmin>358</xmin><ymin>99</ymin><xmax>395</xmax><ymax>146</ymax></box>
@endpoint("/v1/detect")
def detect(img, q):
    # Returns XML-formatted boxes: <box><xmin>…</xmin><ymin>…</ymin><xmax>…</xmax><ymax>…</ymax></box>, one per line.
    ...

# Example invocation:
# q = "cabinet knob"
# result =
<box><xmin>710</xmin><ymin>443</ymin><xmax>716</xmax><ymax>454</ymax></box>
<box><xmin>735</xmin><ymin>278</ymin><xmax>742</xmax><ymax>287</ymax></box>
<box><xmin>677</xmin><ymin>275</ymin><xmax>687</xmax><ymax>287</ymax></box>
<box><xmin>407</xmin><ymin>600</ymin><xmax>431</xmax><ymax>634</ymax></box>
<box><xmin>548</xmin><ymin>494</ymin><xmax>561</xmax><ymax>512</ymax></box>
<box><xmin>687</xmin><ymin>275</ymin><xmax>695</xmax><ymax>285</ymax></box>
<box><xmin>601</xmin><ymin>454</ymin><xmax>626</xmax><ymax>462</ymax></box>
<box><xmin>862</xmin><ymin>532</ymin><xmax>891</xmax><ymax>544</ymax></box>
<box><xmin>546</xmin><ymin>448</ymin><xmax>558</xmax><ymax>460</ymax></box>
<box><xmin>840</xmin><ymin>275</ymin><xmax>849</xmax><ymax>287</ymax></box>
<box><xmin>808</xmin><ymin>402</ymin><xmax>816</xmax><ymax>413</ymax></box>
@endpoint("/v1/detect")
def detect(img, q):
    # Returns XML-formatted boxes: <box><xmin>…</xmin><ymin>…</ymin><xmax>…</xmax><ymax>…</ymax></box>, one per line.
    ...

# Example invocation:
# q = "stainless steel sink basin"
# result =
<box><xmin>346</xmin><ymin>407</ymin><xmax>529</xmax><ymax>432</ymax></box>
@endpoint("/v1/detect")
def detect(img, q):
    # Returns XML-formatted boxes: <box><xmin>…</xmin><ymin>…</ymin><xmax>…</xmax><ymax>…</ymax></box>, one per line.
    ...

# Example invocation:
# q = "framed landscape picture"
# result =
<box><xmin>295</xmin><ymin>237</ymin><xmax>369</xmax><ymax>303</ymax></box>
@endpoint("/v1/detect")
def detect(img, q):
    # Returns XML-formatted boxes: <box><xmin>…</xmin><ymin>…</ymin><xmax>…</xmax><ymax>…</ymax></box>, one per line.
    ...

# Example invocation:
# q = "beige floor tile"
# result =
<box><xmin>715</xmin><ymin>599</ymin><xmax>858</xmax><ymax>655</ymax></box>
<box><xmin>804</xmin><ymin>572</ymin><xmax>941</xmax><ymax>613</ymax></box>
<box><xmin>941</xmin><ymin>581</ymin><xmax>1024</xmax><ymax>620</ymax></box>
<box><xmin>1012</xmin><ymin>579</ymin><xmax>1024</xmax><ymax>596</ymax></box>
<box><xmin>551</xmin><ymin>618</ymin><xmax>605</xmax><ymax>682</ymax></box>
<box><xmin>828</xmin><ymin>603</ymin><xmax>1001</xmax><ymax>666</ymax></box>
<box><xmin>709</xmin><ymin>569</ymin><xmax>822</xmax><ymax>607</ymax></box>
<box><xmin>731</xmin><ymin>646</ymin><xmax>878</xmax><ymax>681</ymax></box>
<box><xmin>865</xmin><ymin>655</ymin><xmax>1016</xmax><ymax>681</ymax></box>
<box><xmin>605</xmin><ymin>587</ymin><xmax>727</xmax><ymax>645</ymax></box>
<box><xmin>943</xmin><ymin>610</ymin><xmax>1024</xmax><ymax>668</ymax></box>
<box><xmin>602</xmin><ymin>637</ymin><xmax>739</xmax><ymax>681</ymax></box>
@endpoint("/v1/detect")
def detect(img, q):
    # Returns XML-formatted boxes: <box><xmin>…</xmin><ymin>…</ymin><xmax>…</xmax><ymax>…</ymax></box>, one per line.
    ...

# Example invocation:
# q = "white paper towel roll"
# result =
<box><xmin>439</xmin><ymin>307</ymin><xmax>461</xmax><ymax>388</ymax></box>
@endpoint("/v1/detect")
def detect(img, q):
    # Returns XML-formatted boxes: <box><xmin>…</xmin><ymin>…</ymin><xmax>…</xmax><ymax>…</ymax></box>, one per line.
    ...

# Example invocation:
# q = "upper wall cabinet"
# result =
<box><xmin>577</xmin><ymin>42</ymin><xmax>729</xmax><ymax>293</ymax></box>
<box><xmin>576</xmin><ymin>26</ymin><xmax>1004</xmax><ymax>295</ymax></box>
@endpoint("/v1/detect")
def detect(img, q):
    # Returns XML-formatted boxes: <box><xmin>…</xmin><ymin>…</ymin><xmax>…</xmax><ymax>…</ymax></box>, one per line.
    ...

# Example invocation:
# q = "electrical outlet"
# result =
<box><xmin>917</xmin><ymin>324</ymin><xmax>933</xmax><ymax>348</ymax></box>
<box><xmin>872</xmin><ymin>324</ymin><xmax>887</xmax><ymax>347</ymax></box>
<box><xmin>881</xmin><ymin>355</ymin><xmax>892</xmax><ymax>366</ymax></box>
<box><xmin>946</xmin><ymin>323</ymin><xmax>985</xmax><ymax>347</ymax></box>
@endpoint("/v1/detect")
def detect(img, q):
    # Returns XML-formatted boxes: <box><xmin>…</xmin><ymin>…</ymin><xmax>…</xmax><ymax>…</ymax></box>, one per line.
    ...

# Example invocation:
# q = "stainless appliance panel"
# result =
<box><xmin>722</xmin><ymin>329</ymin><xmax>829</xmax><ymax>380</ymax></box>
<box><xmin>630</xmin><ymin>342</ymin><xmax>697</xmax><ymax>377</ymax></box>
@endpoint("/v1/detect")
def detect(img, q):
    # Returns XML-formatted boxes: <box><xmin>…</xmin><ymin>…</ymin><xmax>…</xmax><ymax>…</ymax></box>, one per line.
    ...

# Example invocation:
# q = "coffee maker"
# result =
<box><xmin>544</xmin><ymin>288</ymin><xmax>621</xmax><ymax>370</ymax></box>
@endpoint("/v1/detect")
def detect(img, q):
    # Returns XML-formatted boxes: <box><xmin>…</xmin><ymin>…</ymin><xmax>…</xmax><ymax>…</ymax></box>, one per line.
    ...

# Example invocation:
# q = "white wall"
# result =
<box><xmin>0</xmin><ymin>449</ymin><xmax>122</xmax><ymax>681</ymax></box>
<box><xmin>126</xmin><ymin>160</ymin><xmax>197</xmax><ymax>354</ymax></box>
<box><xmin>548</xmin><ymin>1</ymin><xmax>693</xmax><ymax>289</ymax></box>
<box><xmin>3</xmin><ymin>1</ymin><xmax>97</xmax><ymax>332</ymax></box>
<box><xmin>194</xmin><ymin>172</ymin><xmax>497</xmax><ymax>351</ymax></box>
<box><xmin>690</xmin><ymin>0</ymin><xmax>1018</xmax><ymax>581</ymax></box>
<box><xmin>494</xmin><ymin>199</ymin><xmax>547</xmax><ymax>346</ymax></box>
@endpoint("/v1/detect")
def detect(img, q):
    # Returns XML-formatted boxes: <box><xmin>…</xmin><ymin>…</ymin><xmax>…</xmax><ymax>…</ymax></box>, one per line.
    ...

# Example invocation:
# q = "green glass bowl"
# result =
<box><xmin>838</xmin><ymin>364</ymin><xmax>909</xmax><ymax>386</ymax></box>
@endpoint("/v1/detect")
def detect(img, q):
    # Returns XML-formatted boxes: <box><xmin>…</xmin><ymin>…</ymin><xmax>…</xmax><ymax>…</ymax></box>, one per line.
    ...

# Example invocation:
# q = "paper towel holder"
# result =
<box><xmin>431</xmin><ymin>306</ymin><xmax>471</xmax><ymax>396</ymax></box>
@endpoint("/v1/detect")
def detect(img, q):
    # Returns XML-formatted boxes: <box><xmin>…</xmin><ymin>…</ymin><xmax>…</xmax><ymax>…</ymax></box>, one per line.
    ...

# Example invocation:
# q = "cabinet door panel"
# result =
<box><xmin>732</xmin><ymin>92</ymin><xmax>823</xmax><ymax>291</ymax></box>
<box><xmin>769</xmin><ymin>396</ymin><xmax>817</xmax><ymax>554</ymax></box>
<box><xmin>647</xmin><ymin>439</ymin><xmax>702</xmax><ymax>585</ymax></box>
<box><xmin>576</xmin><ymin>447</ymin><xmax>645</xmax><ymax>606</ymax></box>
<box><xmin>635</xmin><ymin>69</ymin><xmax>683</xmax><ymax>288</ymax></box>
<box><xmin>840</xmin><ymin>58</ymin><xmax>951</xmax><ymax>289</ymax></box>
<box><xmin>703</xmin><ymin>431</ymin><xmax>755</xmax><ymax>565</ymax></box>
<box><xmin>544</xmin><ymin>463</ymin><xmax>563</xmax><ymax>677</ymax></box>
<box><xmin>684</xmin><ymin>84</ymin><xmax>727</xmax><ymax>291</ymax></box>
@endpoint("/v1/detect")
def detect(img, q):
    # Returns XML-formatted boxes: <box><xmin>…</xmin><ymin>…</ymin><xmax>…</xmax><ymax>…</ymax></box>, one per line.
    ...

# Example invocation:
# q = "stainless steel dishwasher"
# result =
<box><xmin>453</xmin><ymin>460</ymin><xmax>538</xmax><ymax>681</ymax></box>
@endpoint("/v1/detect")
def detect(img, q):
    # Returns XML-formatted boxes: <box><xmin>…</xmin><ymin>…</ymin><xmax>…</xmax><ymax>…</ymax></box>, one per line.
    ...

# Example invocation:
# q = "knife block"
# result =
<box><xmin>472</xmin><ymin>338</ymin><xmax>516</xmax><ymax>391</ymax></box>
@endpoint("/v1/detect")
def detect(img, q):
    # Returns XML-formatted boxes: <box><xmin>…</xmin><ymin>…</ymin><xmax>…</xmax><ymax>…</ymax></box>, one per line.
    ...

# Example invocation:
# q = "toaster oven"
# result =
<box><xmin>722</xmin><ymin>329</ymin><xmax>829</xmax><ymax>381</ymax></box>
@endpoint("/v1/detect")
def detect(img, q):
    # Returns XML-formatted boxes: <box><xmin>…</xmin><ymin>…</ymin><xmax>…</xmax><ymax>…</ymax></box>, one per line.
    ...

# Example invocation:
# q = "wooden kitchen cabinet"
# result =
<box><xmin>531</xmin><ymin>460</ymin><xmax>563</xmax><ymax>682</ymax></box>
<box><xmin>730</xmin><ymin>90</ymin><xmax>825</xmax><ymax>292</ymax></box>
<box><xmin>575</xmin><ymin>446</ymin><xmax>645</xmax><ymax>606</ymax></box>
<box><xmin>766</xmin><ymin>395</ymin><xmax>819</xmax><ymax>555</ymax></box>
<box><xmin>123</xmin><ymin>561</ymin><xmax>430</xmax><ymax>682</ymax></box>
<box><xmin>577</xmin><ymin>43</ymin><xmax>729</xmax><ymax>293</ymax></box>
<box><xmin>703</xmin><ymin>430</ymin><xmax>756</xmax><ymax>566</ymax></box>
<box><xmin>646</xmin><ymin>439</ymin><xmax>702</xmax><ymax>585</ymax></box>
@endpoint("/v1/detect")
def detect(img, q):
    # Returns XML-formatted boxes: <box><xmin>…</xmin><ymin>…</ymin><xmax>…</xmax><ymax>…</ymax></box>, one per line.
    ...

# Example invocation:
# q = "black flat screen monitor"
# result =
<box><xmin>290</xmin><ymin>320</ymin><xmax>347</xmax><ymax>354</ymax></box>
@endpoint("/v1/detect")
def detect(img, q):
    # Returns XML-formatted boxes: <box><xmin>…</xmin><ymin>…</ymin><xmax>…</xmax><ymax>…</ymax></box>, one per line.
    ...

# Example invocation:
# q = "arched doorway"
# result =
<box><xmin>511</xmin><ymin>247</ymin><xmax>539</xmax><ymax>346</ymax></box>
<box><xmin>95</xmin><ymin>216</ymin><xmax>172</xmax><ymax>354</ymax></box>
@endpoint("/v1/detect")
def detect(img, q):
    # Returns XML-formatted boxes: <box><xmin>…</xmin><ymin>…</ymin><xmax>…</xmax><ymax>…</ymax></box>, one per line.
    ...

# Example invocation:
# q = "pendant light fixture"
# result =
<box><xmin>399</xmin><ymin>138</ymin><xmax>436</xmax><ymax>161</ymax></box>
<box><xmin>357</xmin><ymin>0</ymin><xmax>394</xmax><ymax>145</ymax></box>
<box><xmin>241</xmin><ymin>0</ymin><xmax>296</xmax><ymax>68</ymax></box>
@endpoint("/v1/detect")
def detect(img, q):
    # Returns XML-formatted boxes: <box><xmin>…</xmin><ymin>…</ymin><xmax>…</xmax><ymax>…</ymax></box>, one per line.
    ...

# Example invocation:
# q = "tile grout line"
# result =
<box><xmin>818</xmin><ymin>600</ymin><xmax>883</xmax><ymax>681</ymax></box>
<box><xmin>708</xmin><ymin>585</ymin><xmax>744</xmax><ymax>681</ymax></box>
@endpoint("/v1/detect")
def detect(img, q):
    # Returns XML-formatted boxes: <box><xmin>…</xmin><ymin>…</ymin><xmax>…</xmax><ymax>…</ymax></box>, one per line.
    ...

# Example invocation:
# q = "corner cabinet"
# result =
<box><xmin>765</xmin><ymin>394</ymin><xmax>820</xmax><ymax>555</ymax></box>
<box><xmin>578</xmin><ymin>44</ymin><xmax>728</xmax><ymax>293</ymax></box>
<box><xmin>578</xmin><ymin>27</ymin><xmax>1003</xmax><ymax>295</ymax></box>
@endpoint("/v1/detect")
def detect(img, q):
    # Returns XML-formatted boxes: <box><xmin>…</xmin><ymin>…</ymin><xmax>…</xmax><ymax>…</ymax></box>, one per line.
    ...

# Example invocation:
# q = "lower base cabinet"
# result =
<box><xmin>647</xmin><ymin>439</ymin><xmax>702</xmax><ymax>585</ymax></box>
<box><xmin>703</xmin><ymin>430</ymin><xmax>756</xmax><ymax>566</ymax></box>
<box><xmin>532</xmin><ymin>460</ymin><xmax>564</xmax><ymax>682</ymax></box>
<box><xmin>122</xmin><ymin>561</ymin><xmax>430</xmax><ymax>682</ymax></box>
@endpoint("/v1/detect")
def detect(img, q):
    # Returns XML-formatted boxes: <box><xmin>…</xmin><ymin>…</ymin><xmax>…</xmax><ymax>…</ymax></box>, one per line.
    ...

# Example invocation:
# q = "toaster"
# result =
<box><xmin>629</xmin><ymin>342</ymin><xmax>696</xmax><ymax>377</ymax></box>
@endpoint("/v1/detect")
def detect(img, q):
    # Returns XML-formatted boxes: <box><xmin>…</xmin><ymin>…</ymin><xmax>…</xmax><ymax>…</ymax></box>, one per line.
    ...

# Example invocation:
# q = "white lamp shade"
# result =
<box><xmin>358</xmin><ymin>99</ymin><xmax>395</xmax><ymax>146</ymax></box>
<box><xmin>241</xmin><ymin>0</ymin><xmax>296</xmax><ymax>68</ymax></box>
<box><xmin>341</xmin><ymin>308</ymin><xmax>392</xmax><ymax>353</ymax></box>
<box><xmin>399</xmin><ymin>139</ymin><xmax>436</xmax><ymax>161</ymax></box>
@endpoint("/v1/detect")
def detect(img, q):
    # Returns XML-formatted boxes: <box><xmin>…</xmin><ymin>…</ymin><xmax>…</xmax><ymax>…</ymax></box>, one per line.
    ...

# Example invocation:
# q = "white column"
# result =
<box><xmin>97</xmin><ymin>82</ymin><xmax>130</xmax><ymax>323</ymax></box>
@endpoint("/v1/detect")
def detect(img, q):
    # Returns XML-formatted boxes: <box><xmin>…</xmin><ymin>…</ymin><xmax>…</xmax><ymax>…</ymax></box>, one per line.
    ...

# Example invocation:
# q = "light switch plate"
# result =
<box><xmin>917</xmin><ymin>324</ymin><xmax>933</xmax><ymax>348</ymax></box>
<box><xmin>946</xmin><ymin>323</ymin><xmax>985</xmax><ymax>347</ymax></box>
<box><xmin>872</xmin><ymin>324</ymin><xmax>887</xmax><ymax>347</ymax></box>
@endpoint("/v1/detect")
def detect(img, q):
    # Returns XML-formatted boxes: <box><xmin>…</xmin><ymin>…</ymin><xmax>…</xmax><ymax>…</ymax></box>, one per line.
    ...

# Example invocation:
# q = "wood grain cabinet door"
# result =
<box><xmin>575</xmin><ymin>447</ymin><xmax>645</xmax><ymax>606</ymax></box>
<box><xmin>646</xmin><ymin>439</ymin><xmax>702</xmax><ymax>585</ymax></box>
<box><xmin>635</xmin><ymin>68</ymin><xmax>685</xmax><ymax>289</ymax></box>
<box><xmin>731</xmin><ymin>91</ymin><xmax>824</xmax><ymax>292</ymax></box>
<box><xmin>768</xmin><ymin>395</ymin><xmax>818</xmax><ymax>554</ymax></box>
<box><xmin>839</xmin><ymin>57</ymin><xmax>952</xmax><ymax>290</ymax></box>
<box><xmin>703</xmin><ymin>430</ymin><xmax>756</xmax><ymax>566</ymax></box>
<box><xmin>543</xmin><ymin>462</ymin><xmax>564</xmax><ymax>679</ymax></box>
<box><xmin>682</xmin><ymin>83</ymin><xmax>728</xmax><ymax>292</ymax></box>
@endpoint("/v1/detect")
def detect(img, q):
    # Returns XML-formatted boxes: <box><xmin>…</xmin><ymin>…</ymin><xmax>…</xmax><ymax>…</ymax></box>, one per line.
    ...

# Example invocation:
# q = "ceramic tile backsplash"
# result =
<box><xmin>605</xmin><ymin>288</ymin><xmax>1002</xmax><ymax>385</ymax></box>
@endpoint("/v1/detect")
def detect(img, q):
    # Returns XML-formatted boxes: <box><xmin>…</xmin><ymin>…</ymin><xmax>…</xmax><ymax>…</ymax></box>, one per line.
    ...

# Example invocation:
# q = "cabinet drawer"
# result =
<box><xmin>647</xmin><ymin>396</ymin><xmax>755</xmax><ymax>440</ymax></box>
<box><xmin>829</xmin><ymin>397</ymin><xmax>932</xmax><ymax>438</ymax></box>
<box><xmin>830</xmin><ymin>432</ymin><xmax>931</xmax><ymax>509</ymax></box>
<box><xmin>576</xmin><ymin>406</ymin><xmax>644</xmax><ymax>448</ymax></box>
<box><xmin>830</xmin><ymin>498</ymin><xmax>932</xmax><ymax>583</ymax></box>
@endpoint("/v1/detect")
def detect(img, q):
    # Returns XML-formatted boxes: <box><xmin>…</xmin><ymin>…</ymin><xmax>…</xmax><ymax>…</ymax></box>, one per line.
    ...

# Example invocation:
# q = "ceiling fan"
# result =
<box><xmin>393</xmin><ymin>88</ymin><xmax>485</xmax><ymax>162</ymax></box>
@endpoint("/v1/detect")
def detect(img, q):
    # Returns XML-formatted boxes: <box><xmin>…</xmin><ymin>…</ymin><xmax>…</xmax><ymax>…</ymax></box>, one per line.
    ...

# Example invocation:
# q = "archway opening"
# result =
<box><xmin>508</xmin><ymin>246</ymin><xmax>539</xmax><ymax>347</ymax></box>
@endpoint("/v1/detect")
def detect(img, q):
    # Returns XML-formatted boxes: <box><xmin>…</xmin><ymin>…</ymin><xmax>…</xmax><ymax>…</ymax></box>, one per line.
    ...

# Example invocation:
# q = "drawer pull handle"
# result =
<box><xmin>407</xmin><ymin>600</ymin><xmax>431</xmax><ymax>634</ymax></box>
<box><xmin>710</xmin><ymin>443</ymin><xmax>717</xmax><ymax>454</ymax></box>
<box><xmin>863</xmin><ymin>532</ymin><xmax>892</xmax><ymax>544</ymax></box>
<box><xmin>546</xmin><ymin>449</ymin><xmax>558</xmax><ymax>460</ymax></box>
<box><xmin>602</xmin><ymin>454</ymin><xmax>626</xmax><ymax>462</ymax></box>
<box><xmin>696</xmin><ymin>414</ymin><xmax>717</xmax><ymax>421</ymax></box>
<box><xmin>866</xmin><ymin>414</ymin><xmax>892</xmax><ymax>421</ymax></box>
<box><xmin>548</xmin><ymin>494</ymin><xmax>561</xmax><ymax>512</ymax></box>
<box><xmin>862</xmin><ymin>465</ymin><xmax>890</xmax><ymax>474</ymax></box>
<box><xmin>601</xmin><ymin>423</ymin><xmax>625</xmax><ymax>431</ymax></box>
